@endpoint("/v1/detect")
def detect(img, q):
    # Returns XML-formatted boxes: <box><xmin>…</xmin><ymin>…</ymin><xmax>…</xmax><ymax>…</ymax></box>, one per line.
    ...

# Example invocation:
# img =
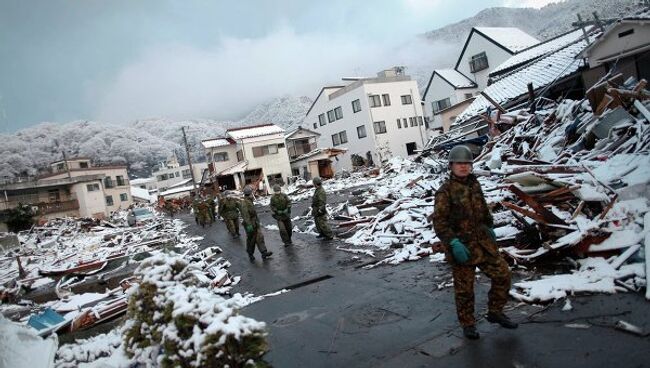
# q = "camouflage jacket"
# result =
<box><xmin>311</xmin><ymin>186</ymin><xmax>327</xmax><ymax>216</ymax></box>
<box><xmin>219</xmin><ymin>197</ymin><xmax>240</xmax><ymax>219</ymax></box>
<box><xmin>432</xmin><ymin>174</ymin><xmax>496</xmax><ymax>265</ymax></box>
<box><xmin>239</xmin><ymin>197</ymin><xmax>259</xmax><ymax>227</ymax></box>
<box><xmin>270</xmin><ymin>193</ymin><xmax>292</xmax><ymax>219</ymax></box>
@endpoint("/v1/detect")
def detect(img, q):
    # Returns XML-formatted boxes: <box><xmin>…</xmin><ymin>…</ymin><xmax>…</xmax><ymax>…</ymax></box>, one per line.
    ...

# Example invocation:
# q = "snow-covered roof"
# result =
<box><xmin>201</xmin><ymin>138</ymin><xmax>234</xmax><ymax>149</ymax></box>
<box><xmin>217</xmin><ymin>161</ymin><xmax>248</xmax><ymax>176</ymax></box>
<box><xmin>285</xmin><ymin>127</ymin><xmax>320</xmax><ymax>139</ymax></box>
<box><xmin>130</xmin><ymin>186</ymin><xmax>156</xmax><ymax>203</ymax></box>
<box><xmin>456</xmin><ymin>34</ymin><xmax>597</xmax><ymax>123</ymax></box>
<box><xmin>226</xmin><ymin>124</ymin><xmax>285</xmax><ymax>140</ymax></box>
<box><xmin>490</xmin><ymin>28</ymin><xmax>588</xmax><ymax>77</ymax></box>
<box><xmin>129</xmin><ymin>177</ymin><xmax>155</xmax><ymax>185</ymax></box>
<box><xmin>290</xmin><ymin>147</ymin><xmax>347</xmax><ymax>163</ymax></box>
<box><xmin>159</xmin><ymin>184</ymin><xmax>194</xmax><ymax>197</ymax></box>
<box><xmin>436</xmin><ymin>69</ymin><xmax>477</xmax><ymax>89</ymax></box>
<box><xmin>474</xmin><ymin>27</ymin><xmax>540</xmax><ymax>53</ymax></box>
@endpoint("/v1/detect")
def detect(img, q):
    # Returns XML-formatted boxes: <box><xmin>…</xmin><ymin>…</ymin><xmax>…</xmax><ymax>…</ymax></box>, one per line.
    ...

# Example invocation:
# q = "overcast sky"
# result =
<box><xmin>0</xmin><ymin>0</ymin><xmax>562</xmax><ymax>132</ymax></box>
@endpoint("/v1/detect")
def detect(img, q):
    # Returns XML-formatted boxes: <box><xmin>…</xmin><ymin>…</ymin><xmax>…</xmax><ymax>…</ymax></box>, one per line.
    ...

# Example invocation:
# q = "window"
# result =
<box><xmin>406</xmin><ymin>142</ymin><xmax>417</xmax><ymax>156</ymax></box>
<box><xmin>175</xmin><ymin>172</ymin><xmax>180</xmax><ymax>177</ymax></box>
<box><xmin>618</xmin><ymin>28</ymin><xmax>634</xmax><ymax>38</ymax></box>
<box><xmin>469</xmin><ymin>52</ymin><xmax>489</xmax><ymax>73</ymax></box>
<box><xmin>334</xmin><ymin>106</ymin><xmax>343</xmax><ymax>120</ymax></box>
<box><xmin>403</xmin><ymin>118</ymin><xmax>408</xmax><ymax>128</ymax></box>
<box><xmin>373</xmin><ymin>121</ymin><xmax>387</xmax><ymax>134</ymax></box>
<box><xmin>252</xmin><ymin>144</ymin><xmax>280</xmax><ymax>157</ymax></box>
<box><xmin>319</xmin><ymin>113</ymin><xmax>326</xmax><ymax>126</ymax></box>
<box><xmin>213</xmin><ymin>152</ymin><xmax>229</xmax><ymax>162</ymax></box>
<box><xmin>120</xmin><ymin>193</ymin><xmax>128</xmax><ymax>202</ymax></box>
<box><xmin>369</xmin><ymin>95</ymin><xmax>381</xmax><ymax>107</ymax></box>
<box><xmin>79</xmin><ymin>162</ymin><xmax>89</xmax><ymax>168</ymax></box>
<box><xmin>397</xmin><ymin>119</ymin><xmax>402</xmax><ymax>129</ymax></box>
<box><xmin>116</xmin><ymin>175</ymin><xmax>125</xmax><ymax>186</ymax></box>
<box><xmin>357</xmin><ymin>125</ymin><xmax>367</xmax><ymax>139</ymax></box>
<box><xmin>48</xmin><ymin>189</ymin><xmax>60</xmax><ymax>202</ymax></box>
<box><xmin>57</xmin><ymin>163</ymin><xmax>65</xmax><ymax>171</ymax></box>
<box><xmin>236</xmin><ymin>150</ymin><xmax>244</xmax><ymax>162</ymax></box>
<box><xmin>104</xmin><ymin>177</ymin><xmax>114</xmax><ymax>188</ymax></box>
<box><xmin>400</xmin><ymin>95</ymin><xmax>413</xmax><ymax>105</ymax></box>
<box><xmin>331</xmin><ymin>131</ymin><xmax>347</xmax><ymax>146</ymax></box>
<box><xmin>418</xmin><ymin>116</ymin><xmax>424</xmax><ymax>126</ymax></box>
<box><xmin>313</xmin><ymin>122</ymin><xmax>318</xmax><ymax>129</ymax></box>
<box><xmin>182</xmin><ymin>169</ymin><xmax>191</xmax><ymax>179</ymax></box>
<box><xmin>327</xmin><ymin>109</ymin><xmax>336</xmax><ymax>123</ymax></box>
<box><xmin>382</xmin><ymin>94</ymin><xmax>391</xmax><ymax>106</ymax></box>
<box><xmin>332</xmin><ymin>133</ymin><xmax>340</xmax><ymax>146</ymax></box>
<box><xmin>464</xmin><ymin>93</ymin><xmax>473</xmax><ymax>100</ymax></box>
<box><xmin>432</xmin><ymin>98</ymin><xmax>451</xmax><ymax>113</ymax></box>
<box><xmin>352</xmin><ymin>99</ymin><xmax>361</xmax><ymax>113</ymax></box>
<box><xmin>278</xmin><ymin>143</ymin><xmax>285</xmax><ymax>148</ymax></box>
<box><xmin>409</xmin><ymin>117</ymin><xmax>415</xmax><ymax>127</ymax></box>
<box><xmin>105</xmin><ymin>195</ymin><xmax>114</xmax><ymax>206</ymax></box>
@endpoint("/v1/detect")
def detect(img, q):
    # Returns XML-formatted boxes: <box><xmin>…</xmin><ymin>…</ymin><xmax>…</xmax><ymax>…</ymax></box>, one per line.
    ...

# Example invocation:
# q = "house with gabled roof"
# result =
<box><xmin>422</xmin><ymin>27</ymin><xmax>540</xmax><ymax>132</ymax></box>
<box><xmin>201</xmin><ymin>123</ymin><xmax>292</xmax><ymax>192</ymax></box>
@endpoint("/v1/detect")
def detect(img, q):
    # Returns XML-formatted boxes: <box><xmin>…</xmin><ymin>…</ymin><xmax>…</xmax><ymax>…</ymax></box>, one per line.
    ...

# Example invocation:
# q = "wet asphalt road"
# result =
<box><xmin>180</xmin><ymin>196</ymin><xmax>650</xmax><ymax>368</ymax></box>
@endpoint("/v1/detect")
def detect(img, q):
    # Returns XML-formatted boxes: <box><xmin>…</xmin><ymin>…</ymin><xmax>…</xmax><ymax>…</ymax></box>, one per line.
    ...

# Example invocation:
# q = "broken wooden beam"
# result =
<box><xmin>508</xmin><ymin>185</ymin><xmax>567</xmax><ymax>225</ymax></box>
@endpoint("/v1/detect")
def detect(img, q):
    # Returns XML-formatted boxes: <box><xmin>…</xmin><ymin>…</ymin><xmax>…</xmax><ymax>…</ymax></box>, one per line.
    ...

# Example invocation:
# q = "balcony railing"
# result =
<box><xmin>37</xmin><ymin>200</ymin><xmax>80</xmax><ymax>215</ymax></box>
<box><xmin>289</xmin><ymin>142</ymin><xmax>317</xmax><ymax>159</ymax></box>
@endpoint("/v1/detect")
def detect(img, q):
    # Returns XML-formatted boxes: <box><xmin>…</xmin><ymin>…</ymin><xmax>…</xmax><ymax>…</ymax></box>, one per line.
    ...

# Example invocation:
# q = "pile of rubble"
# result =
<box><xmin>0</xmin><ymin>207</ymin><xmax>240</xmax><ymax>344</ymax></box>
<box><xmin>335</xmin><ymin>77</ymin><xmax>650</xmax><ymax>302</ymax></box>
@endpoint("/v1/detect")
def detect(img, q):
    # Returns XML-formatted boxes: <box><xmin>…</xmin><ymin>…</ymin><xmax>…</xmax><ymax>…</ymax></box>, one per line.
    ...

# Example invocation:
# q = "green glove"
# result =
<box><xmin>245</xmin><ymin>224</ymin><xmax>254</xmax><ymax>233</ymax></box>
<box><xmin>450</xmin><ymin>238</ymin><xmax>470</xmax><ymax>264</ymax></box>
<box><xmin>486</xmin><ymin>227</ymin><xmax>496</xmax><ymax>242</ymax></box>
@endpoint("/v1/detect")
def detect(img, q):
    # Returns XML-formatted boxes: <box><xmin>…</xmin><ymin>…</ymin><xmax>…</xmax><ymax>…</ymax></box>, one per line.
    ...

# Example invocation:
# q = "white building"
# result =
<box><xmin>285</xmin><ymin>127</ymin><xmax>347</xmax><ymax>180</ymax></box>
<box><xmin>43</xmin><ymin>158</ymin><xmax>133</xmax><ymax>213</ymax></box>
<box><xmin>304</xmin><ymin>67</ymin><xmax>428</xmax><ymax>171</ymax></box>
<box><xmin>422</xmin><ymin>27</ymin><xmax>539</xmax><ymax>131</ymax></box>
<box><xmin>151</xmin><ymin>154</ymin><xmax>207</xmax><ymax>192</ymax></box>
<box><xmin>202</xmin><ymin>124</ymin><xmax>293</xmax><ymax>191</ymax></box>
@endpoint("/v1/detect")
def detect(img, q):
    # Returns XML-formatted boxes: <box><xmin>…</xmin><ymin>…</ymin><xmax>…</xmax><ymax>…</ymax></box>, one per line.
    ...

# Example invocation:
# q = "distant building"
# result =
<box><xmin>40</xmin><ymin>157</ymin><xmax>133</xmax><ymax>213</ymax></box>
<box><xmin>284</xmin><ymin>127</ymin><xmax>346</xmax><ymax>180</ymax></box>
<box><xmin>422</xmin><ymin>27</ymin><xmax>539</xmax><ymax>131</ymax></box>
<box><xmin>202</xmin><ymin>124</ymin><xmax>293</xmax><ymax>191</ymax></box>
<box><xmin>0</xmin><ymin>157</ymin><xmax>137</xmax><ymax>222</ymax></box>
<box><xmin>304</xmin><ymin>67</ymin><xmax>428</xmax><ymax>171</ymax></box>
<box><xmin>151</xmin><ymin>153</ymin><xmax>207</xmax><ymax>192</ymax></box>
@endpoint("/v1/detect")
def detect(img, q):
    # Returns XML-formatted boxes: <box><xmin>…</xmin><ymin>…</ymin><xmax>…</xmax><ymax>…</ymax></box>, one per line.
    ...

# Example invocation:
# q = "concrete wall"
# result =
<box><xmin>72</xmin><ymin>180</ymin><xmax>107</xmax><ymax>218</ymax></box>
<box><xmin>205</xmin><ymin>144</ymin><xmax>240</xmax><ymax>173</ymax></box>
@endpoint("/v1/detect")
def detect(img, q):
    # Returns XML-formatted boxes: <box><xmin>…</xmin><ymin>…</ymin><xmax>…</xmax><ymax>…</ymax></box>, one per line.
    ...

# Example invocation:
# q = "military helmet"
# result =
<box><xmin>312</xmin><ymin>177</ymin><xmax>322</xmax><ymax>185</ymax></box>
<box><xmin>448</xmin><ymin>145</ymin><xmax>473</xmax><ymax>163</ymax></box>
<box><xmin>273</xmin><ymin>184</ymin><xmax>281</xmax><ymax>193</ymax></box>
<box><xmin>243</xmin><ymin>186</ymin><xmax>253</xmax><ymax>196</ymax></box>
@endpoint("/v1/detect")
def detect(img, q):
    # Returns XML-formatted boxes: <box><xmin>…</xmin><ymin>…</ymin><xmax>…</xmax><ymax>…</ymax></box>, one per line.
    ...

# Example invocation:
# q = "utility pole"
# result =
<box><xmin>61</xmin><ymin>150</ymin><xmax>72</xmax><ymax>179</ymax></box>
<box><xmin>181</xmin><ymin>127</ymin><xmax>198</xmax><ymax>191</ymax></box>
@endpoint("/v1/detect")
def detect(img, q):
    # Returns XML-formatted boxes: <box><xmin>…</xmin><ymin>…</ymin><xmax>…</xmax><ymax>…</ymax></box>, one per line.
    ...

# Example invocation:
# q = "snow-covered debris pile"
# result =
<box><xmin>418</xmin><ymin>76</ymin><xmax>650</xmax><ymax>302</ymax></box>
<box><xmin>340</xmin><ymin>157</ymin><xmax>447</xmax><ymax>267</ymax></box>
<box><xmin>54</xmin><ymin>254</ymin><xmax>268</xmax><ymax>368</ymax></box>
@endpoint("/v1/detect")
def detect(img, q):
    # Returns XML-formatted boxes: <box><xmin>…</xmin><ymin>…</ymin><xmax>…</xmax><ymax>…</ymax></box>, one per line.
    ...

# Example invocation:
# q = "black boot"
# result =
<box><xmin>262</xmin><ymin>251</ymin><xmax>273</xmax><ymax>260</ymax></box>
<box><xmin>486</xmin><ymin>312</ymin><xmax>518</xmax><ymax>329</ymax></box>
<box><xmin>248</xmin><ymin>253</ymin><xmax>255</xmax><ymax>262</ymax></box>
<box><xmin>463</xmin><ymin>326</ymin><xmax>480</xmax><ymax>340</ymax></box>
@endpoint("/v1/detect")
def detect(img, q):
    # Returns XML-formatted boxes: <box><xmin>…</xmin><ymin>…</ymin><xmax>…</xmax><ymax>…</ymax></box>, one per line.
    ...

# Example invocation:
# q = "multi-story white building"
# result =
<box><xmin>304</xmin><ymin>67</ymin><xmax>428</xmax><ymax>171</ymax></box>
<box><xmin>202</xmin><ymin>124</ymin><xmax>293</xmax><ymax>191</ymax></box>
<box><xmin>422</xmin><ymin>27</ymin><xmax>539</xmax><ymax>132</ymax></box>
<box><xmin>43</xmin><ymin>157</ymin><xmax>134</xmax><ymax>213</ymax></box>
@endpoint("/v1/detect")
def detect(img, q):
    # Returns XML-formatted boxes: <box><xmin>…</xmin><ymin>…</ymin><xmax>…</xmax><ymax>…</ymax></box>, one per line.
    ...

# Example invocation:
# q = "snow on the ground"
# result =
<box><xmin>0</xmin><ymin>314</ymin><xmax>58</xmax><ymax>368</ymax></box>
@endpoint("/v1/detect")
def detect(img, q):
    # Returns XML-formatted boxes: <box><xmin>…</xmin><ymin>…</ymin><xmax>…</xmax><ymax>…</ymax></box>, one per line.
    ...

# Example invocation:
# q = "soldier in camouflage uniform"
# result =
<box><xmin>432</xmin><ymin>145</ymin><xmax>518</xmax><ymax>340</ymax></box>
<box><xmin>207</xmin><ymin>195</ymin><xmax>216</xmax><ymax>221</ymax></box>
<box><xmin>219</xmin><ymin>191</ymin><xmax>241</xmax><ymax>238</ymax></box>
<box><xmin>270</xmin><ymin>184</ymin><xmax>293</xmax><ymax>246</ymax></box>
<box><xmin>197</xmin><ymin>199</ymin><xmax>211</xmax><ymax>228</ymax></box>
<box><xmin>191</xmin><ymin>195</ymin><xmax>200</xmax><ymax>224</ymax></box>
<box><xmin>311</xmin><ymin>177</ymin><xmax>333</xmax><ymax>240</ymax></box>
<box><xmin>240</xmin><ymin>186</ymin><xmax>273</xmax><ymax>262</ymax></box>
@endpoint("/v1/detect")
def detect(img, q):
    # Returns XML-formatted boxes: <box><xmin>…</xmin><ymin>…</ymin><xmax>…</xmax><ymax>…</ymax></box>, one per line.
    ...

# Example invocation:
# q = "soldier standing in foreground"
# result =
<box><xmin>219</xmin><ymin>191</ymin><xmax>241</xmax><ymax>238</ymax></box>
<box><xmin>311</xmin><ymin>177</ymin><xmax>333</xmax><ymax>240</ymax></box>
<box><xmin>270</xmin><ymin>184</ymin><xmax>293</xmax><ymax>246</ymax></box>
<box><xmin>432</xmin><ymin>145</ymin><xmax>518</xmax><ymax>340</ymax></box>
<box><xmin>239</xmin><ymin>186</ymin><xmax>273</xmax><ymax>262</ymax></box>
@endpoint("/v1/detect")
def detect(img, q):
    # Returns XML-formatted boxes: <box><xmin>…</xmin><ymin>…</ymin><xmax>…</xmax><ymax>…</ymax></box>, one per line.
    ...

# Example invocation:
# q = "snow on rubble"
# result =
<box><xmin>0</xmin><ymin>206</ymin><xmax>280</xmax><ymax>367</ymax></box>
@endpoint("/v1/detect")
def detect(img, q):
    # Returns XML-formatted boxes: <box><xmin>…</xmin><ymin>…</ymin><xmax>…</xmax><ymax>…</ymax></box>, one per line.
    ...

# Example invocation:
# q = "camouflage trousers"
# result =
<box><xmin>224</xmin><ymin>218</ymin><xmax>240</xmax><ymax>237</ymax></box>
<box><xmin>452</xmin><ymin>254</ymin><xmax>511</xmax><ymax>327</ymax></box>
<box><xmin>314</xmin><ymin>215</ymin><xmax>333</xmax><ymax>238</ymax></box>
<box><xmin>276</xmin><ymin>218</ymin><xmax>293</xmax><ymax>244</ymax></box>
<box><xmin>246</xmin><ymin>226</ymin><xmax>268</xmax><ymax>256</ymax></box>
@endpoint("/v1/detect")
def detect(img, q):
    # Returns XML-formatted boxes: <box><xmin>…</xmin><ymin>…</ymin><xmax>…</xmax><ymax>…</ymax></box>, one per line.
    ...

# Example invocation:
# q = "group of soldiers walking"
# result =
<box><xmin>185</xmin><ymin>145</ymin><xmax>518</xmax><ymax>340</ymax></box>
<box><xmin>192</xmin><ymin>177</ymin><xmax>333</xmax><ymax>262</ymax></box>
